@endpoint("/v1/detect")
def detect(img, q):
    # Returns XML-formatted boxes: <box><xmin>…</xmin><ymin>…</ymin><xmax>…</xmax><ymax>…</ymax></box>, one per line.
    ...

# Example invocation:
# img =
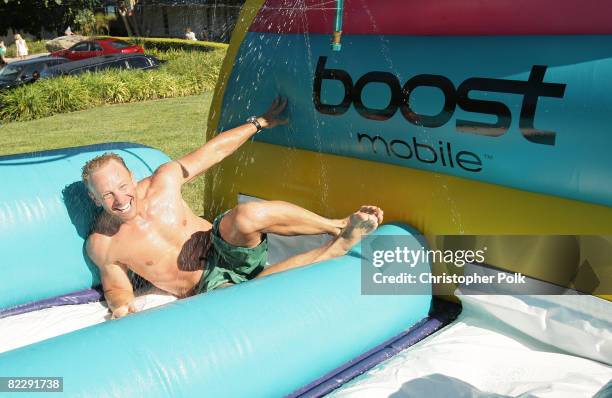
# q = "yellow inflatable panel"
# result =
<box><xmin>203</xmin><ymin>142</ymin><xmax>612</xmax><ymax>299</ymax></box>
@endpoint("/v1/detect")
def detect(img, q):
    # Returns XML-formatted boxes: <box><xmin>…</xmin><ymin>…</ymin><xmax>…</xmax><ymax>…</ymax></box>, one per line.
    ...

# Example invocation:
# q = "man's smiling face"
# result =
<box><xmin>87</xmin><ymin>159</ymin><xmax>138</xmax><ymax>221</ymax></box>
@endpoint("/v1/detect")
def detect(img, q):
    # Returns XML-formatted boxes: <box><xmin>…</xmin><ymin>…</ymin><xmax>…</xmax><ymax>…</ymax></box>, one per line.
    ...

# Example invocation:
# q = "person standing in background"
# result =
<box><xmin>14</xmin><ymin>34</ymin><xmax>28</xmax><ymax>60</ymax></box>
<box><xmin>185</xmin><ymin>28</ymin><xmax>197</xmax><ymax>41</ymax></box>
<box><xmin>0</xmin><ymin>41</ymin><xmax>7</xmax><ymax>66</ymax></box>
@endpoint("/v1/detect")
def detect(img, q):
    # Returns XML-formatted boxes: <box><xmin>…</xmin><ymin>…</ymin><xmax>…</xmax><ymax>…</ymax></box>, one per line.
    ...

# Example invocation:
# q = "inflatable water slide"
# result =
<box><xmin>0</xmin><ymin>1</ymin><xmax>611</xmax><ymax>397</ymax></box>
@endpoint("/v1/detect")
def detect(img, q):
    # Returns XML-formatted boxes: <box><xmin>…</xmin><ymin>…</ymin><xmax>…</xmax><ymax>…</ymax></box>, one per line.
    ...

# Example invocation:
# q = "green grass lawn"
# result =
<box><xmin>0</xmin><ymin>93</ymin><xmax>211</xmax><ymax>215</ymax></box>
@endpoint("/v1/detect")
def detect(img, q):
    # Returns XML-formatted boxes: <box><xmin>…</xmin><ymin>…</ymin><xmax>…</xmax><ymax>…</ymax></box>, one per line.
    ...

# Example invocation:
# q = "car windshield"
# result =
<box><xmin>70</xmin><ymin>42</ymin><xmax>89</xmax><ymax>51</ymax></box>
<box><xmin>0</xmin><ymin>64</ymin><xmax>23</xmax><ymax>80</ymax></box>
<box><xmin>107</xmin><ymin>40</ymin><xmax>132</xmax><ymax>49</ymax></box>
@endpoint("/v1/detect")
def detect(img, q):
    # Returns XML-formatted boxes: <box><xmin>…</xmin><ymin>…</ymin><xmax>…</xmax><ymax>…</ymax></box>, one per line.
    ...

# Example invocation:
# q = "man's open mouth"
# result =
<box><xmin>113</xmin><ymin>199</ymin><xmax>132</xmax><ymax>213</ymax></box>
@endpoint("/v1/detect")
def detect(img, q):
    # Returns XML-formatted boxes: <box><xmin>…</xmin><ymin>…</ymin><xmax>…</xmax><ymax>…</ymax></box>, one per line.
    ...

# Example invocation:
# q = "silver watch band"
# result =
<box><xmin>247</xmin><ymin>116</ymin><xmax>262</xmax><ymax>133</ymax></box>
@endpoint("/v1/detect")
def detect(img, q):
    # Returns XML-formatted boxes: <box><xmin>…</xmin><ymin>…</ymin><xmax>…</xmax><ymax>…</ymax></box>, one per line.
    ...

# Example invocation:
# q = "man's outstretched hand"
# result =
<box><xmin>111</xmin><ymin>301</ymin><xmax>137</xmax><ymax>319</ymax></box>
<box><xmin>163</xmin><ymin>96</ymin><xmax>290</xmax><ymax>186</ymax></box>
<box><xmin>257</xmin><ymin>96</ymin><xmax>289</xmax><ymax>129</ymax></box>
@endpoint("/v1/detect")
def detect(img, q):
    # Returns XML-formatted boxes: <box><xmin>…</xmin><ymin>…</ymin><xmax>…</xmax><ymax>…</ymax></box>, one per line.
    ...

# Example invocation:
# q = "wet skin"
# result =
<box><xmin>87</xmin><ymin>97</ymin><xmax>291</xmax><ymax>318</ymax></box>
<box><xmin>87</xmin><ymin>160</ymin><xmax>212</xmax><ymax>299</ymax></box>
<box><xmin>85</xmin><ymin>97</ymin><xmax>384</xmax><ymax>319</ymax></box>
<box><xmin>86</xmin><ymin>158</ymin><xmax>384</xmax><ymax>319</ymax></box>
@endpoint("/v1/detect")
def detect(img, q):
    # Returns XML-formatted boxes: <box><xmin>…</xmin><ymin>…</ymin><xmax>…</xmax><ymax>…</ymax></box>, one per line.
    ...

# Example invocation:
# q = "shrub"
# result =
<box><xmin>0</xmin><ymin>49</ymin><xmax>226</xmax><ymax>123</ymax></box>
<box><xmin>74</xmin><ymin>10</ymin><xmax>97</xmax><ymax>37</ymax></box>
<box><xmin>0</xmin><ymin>84</ymin><xmax>50</xmax><ymax>121</ymax></box>
<box><xmin>95</xmin><ymin>13</ymin><xmax>116</xmax><ymax>35</ymax></box>
<box><xmin>96</xmin><ymin>35</ymin><xmax>228</xmax><ymax>52</ymax></box>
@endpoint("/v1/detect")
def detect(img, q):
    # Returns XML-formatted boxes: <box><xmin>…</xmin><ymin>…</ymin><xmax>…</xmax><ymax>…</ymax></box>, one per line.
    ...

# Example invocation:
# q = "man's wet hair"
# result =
<box><xmin>82</xmin><ymin>152</ymin><xmax>129</xmax><ymax>186</ymax></box>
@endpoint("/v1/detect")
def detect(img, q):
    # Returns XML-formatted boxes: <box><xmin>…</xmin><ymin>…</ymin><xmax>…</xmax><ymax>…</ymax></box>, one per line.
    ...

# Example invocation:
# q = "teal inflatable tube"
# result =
<box><xmin>0</xmin><ymin>143</ymin><xmax>170</xmax><ymax>310</ymax></box>
<box><xmin>0</xmin><ymin>224</ymin><xmax>431</xmax><ymax>398</ymax></box>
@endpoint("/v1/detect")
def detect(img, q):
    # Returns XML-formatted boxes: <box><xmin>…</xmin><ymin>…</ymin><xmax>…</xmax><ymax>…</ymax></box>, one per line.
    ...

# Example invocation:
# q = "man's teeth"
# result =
<box><xmin>115</xmin><ymin>200</ymin><xmax>131</xmax><ymax>212</ymax></box>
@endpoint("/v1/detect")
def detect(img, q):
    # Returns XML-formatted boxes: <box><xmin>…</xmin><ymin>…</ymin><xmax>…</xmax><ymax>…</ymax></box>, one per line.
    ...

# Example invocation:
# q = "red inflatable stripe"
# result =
<box><xmin>250</xmin><ymin>0</ymin><xmax>612</xmax><ymax>35</ymax></box>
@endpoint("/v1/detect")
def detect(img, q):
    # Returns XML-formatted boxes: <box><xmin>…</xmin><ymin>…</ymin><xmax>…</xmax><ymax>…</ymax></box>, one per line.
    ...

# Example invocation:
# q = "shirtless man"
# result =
<box><xmin>85</xmin><ymin>97</ymin><xmax>384</xmax><ymax>319</ymax></box>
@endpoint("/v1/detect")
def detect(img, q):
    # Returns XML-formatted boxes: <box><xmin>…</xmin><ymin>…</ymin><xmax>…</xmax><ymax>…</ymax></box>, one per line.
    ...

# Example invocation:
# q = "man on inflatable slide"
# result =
<box><xmin>83</xmin><ymin>97</ymin><xmax>384</xmax><ymax>319</ymax></box>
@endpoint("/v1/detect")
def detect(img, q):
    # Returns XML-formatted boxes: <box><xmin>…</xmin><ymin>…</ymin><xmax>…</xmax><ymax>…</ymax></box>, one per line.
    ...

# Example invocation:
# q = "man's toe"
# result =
<box><xmin>360</xmin><ymin>206</ymin><xmax>383</xmax><ymax>224</ymax></box>
<box><xmin>376</xmin><ymin>208</ymin><xmax>384</xmax><ymax>224</ymax></box>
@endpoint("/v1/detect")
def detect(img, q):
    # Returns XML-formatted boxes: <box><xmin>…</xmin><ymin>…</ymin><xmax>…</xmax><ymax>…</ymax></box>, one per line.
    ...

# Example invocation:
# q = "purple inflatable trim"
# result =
<box><xmin>287</xmin><ymin>298</ymin><xmax>461</xmax><ymax>398</ymax></box>
<box><xmin>0</xmin><ymin>288</ymin><xmax>103</xmax><ymax>319</ymax></box>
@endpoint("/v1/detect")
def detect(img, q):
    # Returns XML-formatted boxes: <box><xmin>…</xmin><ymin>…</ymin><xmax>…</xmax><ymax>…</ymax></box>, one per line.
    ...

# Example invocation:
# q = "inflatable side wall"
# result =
<box><xmin>205</xmin><ymin>0</ymin><xmax>612</xmax><ymax>299</ymax></box>
<box><xmin>0</xmin><ymin>222</ymin><xmax>432</xmax><ymax>397</ymax></box>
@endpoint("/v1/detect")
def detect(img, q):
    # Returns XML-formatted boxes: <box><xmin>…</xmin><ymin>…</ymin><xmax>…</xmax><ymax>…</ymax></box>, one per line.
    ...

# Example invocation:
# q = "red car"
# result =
<box><xmin>50</xmin><ymin>39</ymin><xmax>144</xmax><ymax>61</ymax></box>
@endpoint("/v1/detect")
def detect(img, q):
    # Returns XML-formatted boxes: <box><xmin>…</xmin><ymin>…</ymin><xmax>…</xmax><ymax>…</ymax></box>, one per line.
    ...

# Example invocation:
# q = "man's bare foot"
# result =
<box><xmin>336</xmin><ymin>206</ymin><xmax>383</xmax><ymax>252</ymax></box>
<box><xmin>332</xmin><ymin>206</ymin><xmax>384</xmax><ymax>237</ymax></box>
<box><xmin>359</xmin><ymin>205</ymin><xmax>384</xmax><ymax>225</ymax></box>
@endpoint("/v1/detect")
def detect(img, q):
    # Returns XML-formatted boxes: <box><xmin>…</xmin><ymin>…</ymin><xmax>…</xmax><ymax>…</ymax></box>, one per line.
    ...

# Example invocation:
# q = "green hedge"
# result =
<box><xmin>0</xmin><ymin>48</ymin><xmax>225</xmax><ymax>123</ymax></box>
<box><xmin>2</xmin><ymin>36</ymin><xmax>227</xmax><ymax>58</ymax></box>
<box><xmin>96</xmin><ymin>36</ymin><xmax>228</xmax><ymax>52</ymax></box>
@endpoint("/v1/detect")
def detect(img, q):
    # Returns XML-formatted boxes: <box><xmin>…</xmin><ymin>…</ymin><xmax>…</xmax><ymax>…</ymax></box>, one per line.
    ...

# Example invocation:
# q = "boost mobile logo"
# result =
<box><xmin>313</xmin><ymin>56</ymin><xmax>566</xmax><ymax>146</ymax></box>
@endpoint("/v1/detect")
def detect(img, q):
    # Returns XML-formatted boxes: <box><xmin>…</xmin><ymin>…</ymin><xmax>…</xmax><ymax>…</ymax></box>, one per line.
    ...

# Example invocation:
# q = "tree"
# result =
<box><xmin>0</xmin><ymin>0</ymin><xmax>104</xmax><ymax>38</ymax></box>
<box><xmin>74</xmin><ymin>9</ymin><xmax>96</xmax><ymax>36</ymax></box>
<box><xmin>95</xmin><ymin>12</ymin><xmax>116</xmax><ymax>35</ymax></box>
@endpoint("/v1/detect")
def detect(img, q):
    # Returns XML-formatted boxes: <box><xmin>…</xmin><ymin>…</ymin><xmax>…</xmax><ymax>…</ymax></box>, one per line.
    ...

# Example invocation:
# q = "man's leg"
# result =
<box><xmin>218</xmin><ymin>200</ymin><xmax>382</xmax><ymax>248</ymax></box>
<box><xmin>256</xmin><ymin>209</ymin><xmax>380</xmax><ymax>277</ymax></box>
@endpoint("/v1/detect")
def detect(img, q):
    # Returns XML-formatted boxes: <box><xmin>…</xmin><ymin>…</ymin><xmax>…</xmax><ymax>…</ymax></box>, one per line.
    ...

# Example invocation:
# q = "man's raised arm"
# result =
<box><xmin>156</xmin><ymin>97</ymin><xmax>288</xmax><ymax>186</ymax></box>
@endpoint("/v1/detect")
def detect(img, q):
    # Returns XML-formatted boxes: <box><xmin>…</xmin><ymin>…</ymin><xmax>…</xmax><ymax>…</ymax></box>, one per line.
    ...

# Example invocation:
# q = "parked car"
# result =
<box><xmin>50</xmin><ymin>39</ymin><xmax>144</xmax><ymax>61</ymax></box>
<box><xmin>41</xmin><ymin>54</ymin><xmax>162</xmax><ymax>78</ymax></box>
<box><xmin>0</xmin><ymin>56</ymin><xmax>69</xmax><ymax>90</ymax></box>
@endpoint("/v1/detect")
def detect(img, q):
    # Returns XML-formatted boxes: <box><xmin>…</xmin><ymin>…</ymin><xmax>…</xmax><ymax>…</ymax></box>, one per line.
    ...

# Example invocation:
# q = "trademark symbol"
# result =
<box><xmin>484</xmin><ymin>154</ymin><xmax>493</xmax><ymax>160</ymax></box>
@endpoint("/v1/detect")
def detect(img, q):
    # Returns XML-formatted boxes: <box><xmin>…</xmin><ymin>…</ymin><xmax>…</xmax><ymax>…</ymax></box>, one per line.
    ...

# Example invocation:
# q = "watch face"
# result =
<box><xmin>247</xmin><ymin>117</ymin><xmax>261</xmax><ymax>131</ymax></box>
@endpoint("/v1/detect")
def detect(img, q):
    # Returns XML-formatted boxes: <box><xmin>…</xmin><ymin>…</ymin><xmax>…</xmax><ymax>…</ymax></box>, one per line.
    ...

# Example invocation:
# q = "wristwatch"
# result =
<box><xmin>246</xmin><ymin>116</ymin><xmax>263</xmax><ymax>133</ymax></box>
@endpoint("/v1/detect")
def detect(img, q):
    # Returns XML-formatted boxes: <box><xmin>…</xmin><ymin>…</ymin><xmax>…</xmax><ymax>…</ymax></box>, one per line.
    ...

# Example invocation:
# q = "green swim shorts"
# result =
<box><xmin>196</xmin><ymin>211</ymin><xmax>268</xmax><ymax>293</ymax></box>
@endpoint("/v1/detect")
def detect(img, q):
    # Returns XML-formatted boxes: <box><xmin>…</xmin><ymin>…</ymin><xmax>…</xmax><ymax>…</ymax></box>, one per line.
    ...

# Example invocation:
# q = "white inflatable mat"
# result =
<box><xmin>0</xmin><ymin>287</ymin><xmax>177</xmax><ymax>354</ymax></box>
<box><xmin>328</xmin><ymin>294</ymin><xmax>612</xmax><ymax>398</ymax></box>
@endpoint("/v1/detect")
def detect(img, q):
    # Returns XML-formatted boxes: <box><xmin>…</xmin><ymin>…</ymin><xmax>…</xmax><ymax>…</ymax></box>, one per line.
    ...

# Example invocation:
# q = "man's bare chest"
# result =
<box><xmin>111</xmin><ymin>202</ymin><xmax>195</xmax><ymax>267</ymax></box>
<box><xmin>113</xmin><ymin>202</ymin><xmax>211</xmax><ymax>273</ymax></box>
